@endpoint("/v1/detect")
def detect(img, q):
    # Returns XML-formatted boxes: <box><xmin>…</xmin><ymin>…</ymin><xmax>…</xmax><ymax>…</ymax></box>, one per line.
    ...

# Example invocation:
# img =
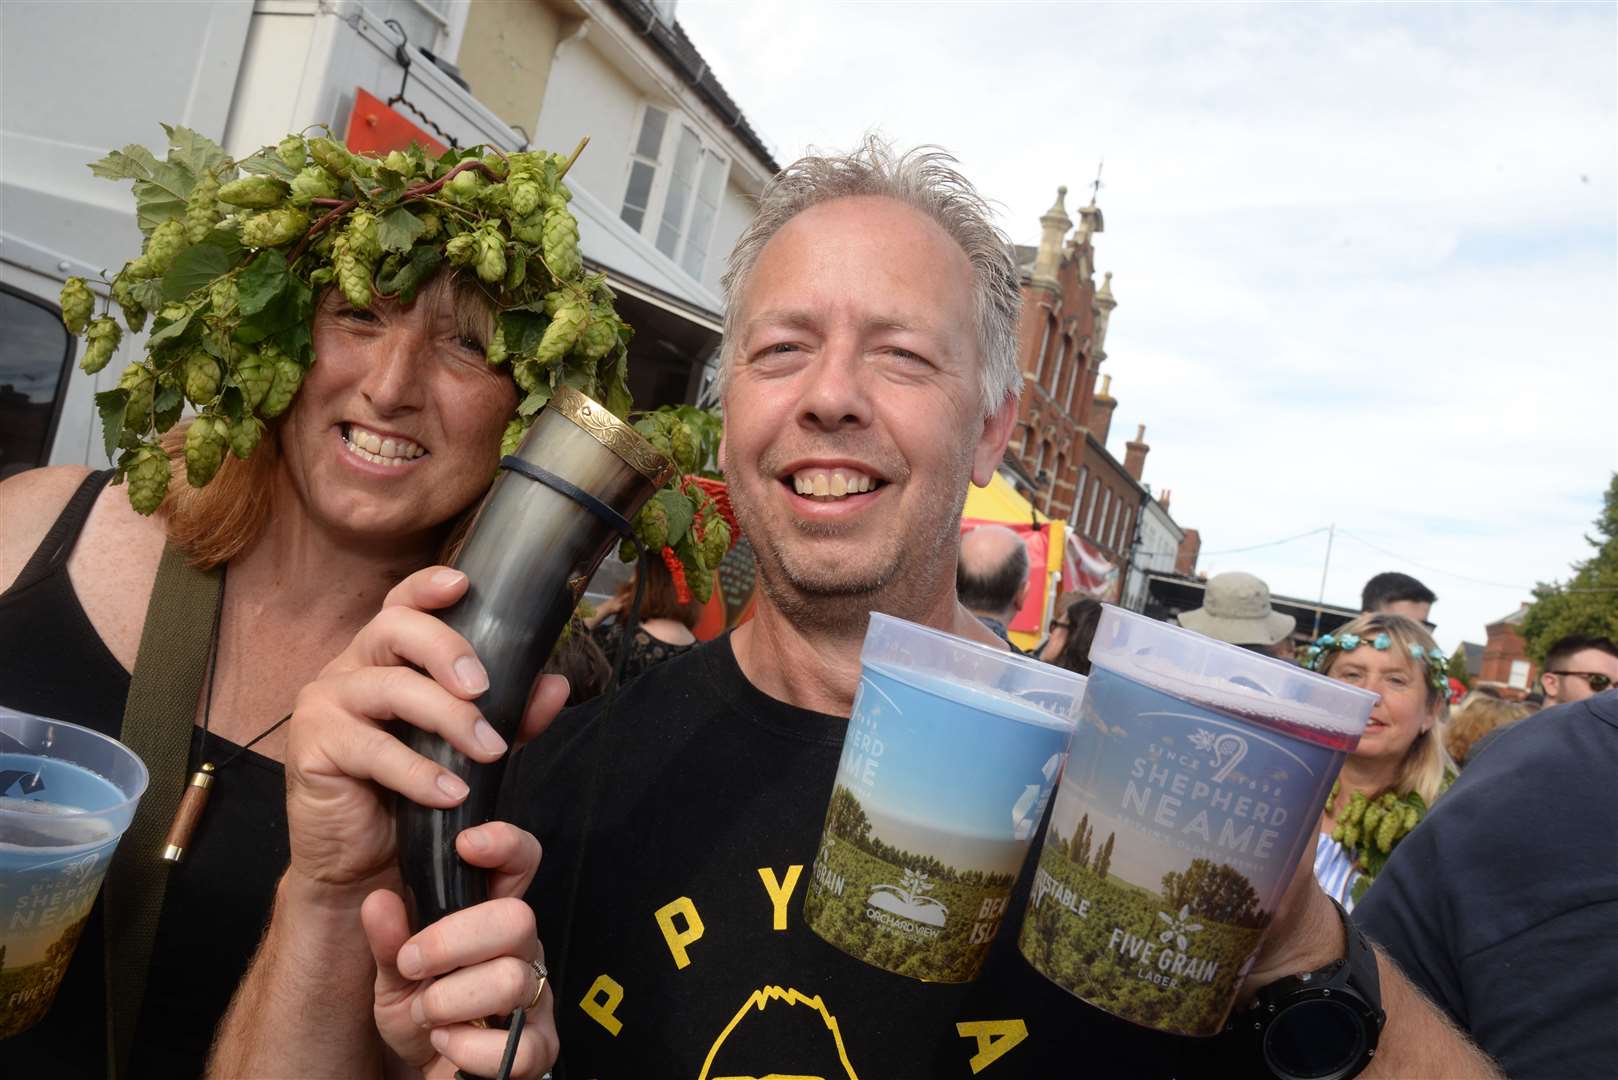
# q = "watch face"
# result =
<box><xmin>1263</xmin><ymin>997</ymin><xmax>1370</xmax><ymax>1080</ymax></box>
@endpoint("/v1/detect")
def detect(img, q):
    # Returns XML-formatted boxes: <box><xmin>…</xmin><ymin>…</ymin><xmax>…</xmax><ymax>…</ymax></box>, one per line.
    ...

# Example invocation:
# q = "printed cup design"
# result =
<box><xmin>2</xmin><ymin>712</ymin><xmax>147</xmax><ymax>1040</ymax></box>
<box><xmin>805</xmin><ymin>660</ymin><xmax>1076</xmax><ymax>983</ymax></box>
<box><xmin>1018</xmin><ymin>665</ymin><xmax>1347</xmax><ymax>1035</ymax></box>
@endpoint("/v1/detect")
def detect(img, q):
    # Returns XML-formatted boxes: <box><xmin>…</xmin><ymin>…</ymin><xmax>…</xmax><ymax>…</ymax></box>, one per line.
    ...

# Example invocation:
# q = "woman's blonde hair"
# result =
<box><xmin>157</xmin><ymin>273</ymin><xmax>499</xmax><ymax>569</ymax></box>
<box><xmin>1445</xmin><ymin>691</ymin><xmax>1536</xmax><ymax>765</ymax></box>
<box><xmin>1317</xmin><ymin>611</ymin><xmax>1454</xmax><ymax>805</ymax></box>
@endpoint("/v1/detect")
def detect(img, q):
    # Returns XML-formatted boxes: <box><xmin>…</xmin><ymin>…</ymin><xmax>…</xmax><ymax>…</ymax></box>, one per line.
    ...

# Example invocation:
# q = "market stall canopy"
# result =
<box><xmin>961</xmin><ymin>473</ymin><xmax>1066</xmax><ymax>651</ymax></box>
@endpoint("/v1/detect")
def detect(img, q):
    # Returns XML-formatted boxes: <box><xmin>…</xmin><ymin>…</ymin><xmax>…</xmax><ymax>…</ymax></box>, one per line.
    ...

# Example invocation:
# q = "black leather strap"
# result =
<box><xmin>499</xmin><ymin>456</ymin><xmax>635</xmax><ymax>541</ymax></box>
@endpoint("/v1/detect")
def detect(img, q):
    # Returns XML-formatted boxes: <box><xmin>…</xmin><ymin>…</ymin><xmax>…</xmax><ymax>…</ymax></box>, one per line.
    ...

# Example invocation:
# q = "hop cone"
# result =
<box><xmin>345</xmin><ymin>211</ymin><xmax>382</xmax><ymax>261</ymax></box>
<box><xmin>670</xmin><ymin>422</ymin><xmax>698</xmax><ymax>474</ymax></box>
<box><xmin>235</xmin><ymin>347</ymin><xmax>273</xmax><ymax>409</ymax></box>
<box><xmin>184</xmin><ymin>350</ymin><xmax>222</xmax><ymax>403</ymax></box>
<box><xmin>1375</xmin><ymin>811</ymin><xmax>1400</xmax><ymax>855</ymax></box>
<box><xmin>209</xmin><ymin>276</ymin><xmax>238</xmax><ymax>315</ymax></box>
<box><xmin>445</xmin><ymin>169</ymin><xmax>484</xmax><ymax>205</ymax></box>
<box><xmin>241</xmin><ymin>207</ymin><xmax>309</xmax><ymax>249</ymax></box>
<box><xmin>228</xmin><ymin>414</ymin><xmax>264</xmax><ymax>460</ymax></box>
<box><xmin>310</xmin><ymin>137</ymin><xmax>355</xmax><ymax>179</ymax></box>
<box><xmin>681</xmin><ymin>537</ymin><xmax>714</xmax><ymax>604</ymax></box>
<box><xmin>701</xmin><ymin>518</ymin><xmax>731</xmax><ymax>569</ymax></box>
<box><xmin>512</xmin><ymin>210</ymin><xmax>545</xmax><ymax>246</ymax></box>
<box><xmin>289</xmin><ymin>165</ymin><xmax>339</xmax><ymax>207</ymax></box>
<box><xmin>336</xmin><ymin>246</ymin><xmax>373</xmax><ymax>310</ymax></box>
<box><xmin>578</xmin><ymin>308</ymin><xmax>618</xmax><ymax>361</ymax></box>
<box><xmin>126</xmin><ymin>444</ymin><xmax>171</xmax><ymax>515</ymax></box>
<box><xmin>485</xmin><ymin>324</ymin><xmax>508</xmax><ymax>366</ymax></box>
<box><xmin>218</xmin><ymin>175</ymin><xmax>288</xmax><ymax>210</ymax></box>
<box><xmin>419</xmin><ymin>211</ymin><xmax>442</xmax><ymax>240</ymax></box>
<box><xmin>541</xmin><ymin>207</ymin><xmax>581</xmax><ymax>280</ymax></box>
<box><xmin>260</xmin><ymin>357</ymin><xmax>304</xmax><ymax>418</ymax></box>
<box><xmin>118</xmin><ymin>362</ymin><xmax>155</xmax><ymax>429</ymax></box>
<box><xmin>61</xmin><ymin>277</ymin><xmax>94</xmax><ymax>334</ymax></box>
<box><xmin>184</xmin><ymin>415</ymin><xmax>229</xmax><ymax>487</ymax></box>
<box><xmin>82</xmin><ymin>317</ymin><xmax>122</xmax><ymax>374</ymax></box>
<box><xmin>535</xmin><ymin>301</ymin><xmax>587</xmax><ymax>365</ymax></box>
<box><xmin>513</xmin><ymin>359</ymin><xmax>544</xmax><ymax>395</ymax></box>
<box><xmin>618</xmin><ymin>537</ymin><xmax>641</xmax><ymax>562</ymax></box>
<box><xmin>445</xmin><ymin>232</ymin><xmax>477</xmax><ymax>267</ymax></box>
<box><xmin>473</xmin><ymin>225</ymin><xmax>506</xmax><ymax>284</ymax></box>
<box><xmin>1402</xmin><ymin>805</ymin><xmax>1419</xmax><ymax>832</ymax></box>
<box><xmin>278</xmin><ymin>134</ymin><xmax>307</xmax><ymax>171</ymax></box>
<box><xmin>112</xmin><ymin>274</ymin><xmax>148</xmax><ymax>333</ymax></box>
<box><xmin>633</xmin><ymin>501</ymin><xmax>670</xmax><ymax>551</ymax></box>
<box><xmin>383</xmin><ymin>149</ymin><xmax>413</xmax><ymax>176</ymax></box>
<box><xmin>143</xmin><ymin>219</ymin><xmax>188</xmax><ymax>277</ymax></box>
<box><xmin>185</xmin><ymin>171</ymin><xmax>221</xmax><ymax>243</ymax></box>
<box><xmin>500</xmin><ymin>418</ymin><xmax>527</xmax><ymax>458</ymax></box>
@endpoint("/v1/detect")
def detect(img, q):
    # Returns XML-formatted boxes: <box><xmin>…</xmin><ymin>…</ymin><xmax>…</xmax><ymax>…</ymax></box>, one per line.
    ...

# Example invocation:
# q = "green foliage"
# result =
<box><xmin>1521</xmin><ymin>473</ymin><xmax>1618</xmax><ymax>663</ymax></box>
<box><xmin>1447</xmin><ymin>645</ymin><xmax>1472</xmax><ymax>689</ymax></box>
<box><xmin>1158</xmin><ymin>858</ymin><xmax>1264</xmax><ymax>928</ymax></box>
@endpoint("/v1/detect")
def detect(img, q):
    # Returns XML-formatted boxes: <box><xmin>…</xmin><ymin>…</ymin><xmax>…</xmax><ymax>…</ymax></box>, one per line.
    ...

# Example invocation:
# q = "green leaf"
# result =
<box><xmin>147</xmin><ymin>308</ymin><xmax>196</xmax><ymax>349</ymax></box>
<box><xmin>161</xmin><ymin>123</ymin><xmax>231</xmax><ymax>181</ymax></box>
<box><xmin>238</xmin><ymin>250</ymin><xmax>290</xmax><ymax>316</ymax></box>
<box><xmin>375</xmin><ymin>243</ymin><xmax>441</xmax><ymax>301</ymax></box>
<box><xmin>95</xmin><ymin>389</ymin><xmax>130</xmax><ymax>462</ymax></box>
<box><xmin>90</xmin><ymin>141</ymin><xmax>197</xmax><ymax>235</ymax></box>
<box><xmin>654</xmin><ymin>488</ymin><xmax>695</xmax><ymax>547</ymax></box>
<box><xmin>604</xmin><ymin>345</ymin><xmax>632</xmax><ymax>419</ymax></box>
<box><xmin>236</xmin><ymin>146</ymin><xmax>299</xmax><ymax>180</ymax></box>
<box><xmin>153</xmin><ymin>383</ymin><xmax>184</xmax><ymax>432</ymax></box>
<box><xmin>126</xmin><ymin>276</ymin><xmax>166</xmax><ymax>311</ymax></box>
<box><xmin>517</xmin><ymin>387</ymin><xmax>552</xmax><ymax>417</ymax></box>
<box><xmin>88</xmin><ymin>144</ymin><xmax>164</xmax><ymax>182</ymax></box>
<box><xmin>218</xmin><ymin>385</ymin><xmax>244</xmax><ymax>423</ymax></box>
<box><xmin>501</xmin><ymin>310</ymin><xmax>548</xmax><ymax>357</ymax></box>
<box><xmin>161</xmin><ymin>230</ymin><xmax>244</xmax><ymax>302</ymax></box>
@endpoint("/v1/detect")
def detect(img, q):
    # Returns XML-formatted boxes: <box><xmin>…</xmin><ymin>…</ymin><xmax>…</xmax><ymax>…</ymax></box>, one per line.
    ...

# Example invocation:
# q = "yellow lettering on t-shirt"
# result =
<box><xmin>655</xmin><ymin>895</ymin><xmax>706</xmax><ymax>970</ymax></box>
<box><xmin>580</xmin><ymin>973</ymin><xmax>625</xmax><ymax>1036</ymax></box>
<box><xmin>757</xmin><ymin>865</ymin><xmax>804</xmax><ymax>930</ymax></box>
<box><xmin>956</xmin><ymin>1019</ymin><xmax>1028</xmax><ymax>1073</ymax></box>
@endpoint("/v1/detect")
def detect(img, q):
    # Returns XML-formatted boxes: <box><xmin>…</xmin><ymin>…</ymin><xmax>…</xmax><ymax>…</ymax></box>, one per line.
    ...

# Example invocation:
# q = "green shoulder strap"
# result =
<box><xmin>103</xmin><ymin>541</ymin><xmax>222</xmax><ymax>1080</ymax></box>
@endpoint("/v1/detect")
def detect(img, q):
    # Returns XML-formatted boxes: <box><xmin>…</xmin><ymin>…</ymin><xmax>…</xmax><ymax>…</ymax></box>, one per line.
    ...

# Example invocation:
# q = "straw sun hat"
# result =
<box><xmin>1177</xmin><ymin>572</ymin><xmax>1296</xmax><ymax>646</ymax></box>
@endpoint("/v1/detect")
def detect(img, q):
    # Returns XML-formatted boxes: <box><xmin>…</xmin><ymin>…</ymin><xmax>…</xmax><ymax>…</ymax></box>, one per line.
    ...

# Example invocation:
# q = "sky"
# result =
<box><xmin>675</xmin><ymin>0</ymin><xmax>1618</xmax><ymax>653</ymax></box>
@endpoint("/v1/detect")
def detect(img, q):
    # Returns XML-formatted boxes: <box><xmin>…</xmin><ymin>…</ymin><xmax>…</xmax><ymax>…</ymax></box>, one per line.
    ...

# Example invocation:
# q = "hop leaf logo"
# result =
<box><xmin>1157</xmin><ymin>905</ymin><xmax>1204</xmax><ymax>951</ymax></box>
<box><xmin>1189</xmin><ymin>729</ymin><xmax>1217</xmax><ymax>752</ymax></box>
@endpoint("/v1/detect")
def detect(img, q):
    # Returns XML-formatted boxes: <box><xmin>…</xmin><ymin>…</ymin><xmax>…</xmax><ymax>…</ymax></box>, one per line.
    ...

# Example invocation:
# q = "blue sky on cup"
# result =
<box><xmin>678</xmin><ymin>1</ymin><xmax>1616</xmax><ymax>653</ymax></box>
<box><xmin>847</xmin><ymin>667</ymin><xmax>1072</xmax><ymax>849</ymax></box>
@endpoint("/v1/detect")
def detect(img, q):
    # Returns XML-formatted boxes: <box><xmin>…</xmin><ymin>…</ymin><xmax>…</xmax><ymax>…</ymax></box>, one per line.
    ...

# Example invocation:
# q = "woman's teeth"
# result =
<box><xmin>343</xmin><ymin>424</ymin><xmax>425</xmax><ymax>467</ymax></box>
<box><xmin>792</xmin><ymin>470</ymin><xmax>876</xmax><ymax>499</ymax></box>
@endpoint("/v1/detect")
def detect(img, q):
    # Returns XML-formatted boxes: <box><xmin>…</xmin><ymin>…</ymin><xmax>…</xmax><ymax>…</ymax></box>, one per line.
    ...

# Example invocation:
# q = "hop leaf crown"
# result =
<box><xmin>1305</xmin><ymin>631</ymin><xmax>1450</xmax><ymax>696</ymax></box>
<box><xmin>61</xmin><ymin>124</ymin><xmax>636</xmax><ymax>514</ymax></box>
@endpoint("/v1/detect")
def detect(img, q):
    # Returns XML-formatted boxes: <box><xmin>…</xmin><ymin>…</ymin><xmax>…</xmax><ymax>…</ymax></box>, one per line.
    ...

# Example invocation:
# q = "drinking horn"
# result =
<box><xmin>396</xmin><ymin>386</ymin><xmax>673</xmax><ymax>930</ymax></box>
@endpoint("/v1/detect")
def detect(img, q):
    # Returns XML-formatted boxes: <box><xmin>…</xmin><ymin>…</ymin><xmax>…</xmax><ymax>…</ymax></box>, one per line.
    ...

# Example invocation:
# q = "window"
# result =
<box><xmin>1063</xmin><ymin>347</ymin><xmax>1084</xmax><ymax>411</ymax></box>
<box><xmin>1096</xmin><ymin>487</ymin><xmax>1111</xmax><ymax>544</ymax></box>
<box><xmin>1084</xmin><ymin>477</ymin><xmax>1102</xmax><ymax>537</ymax></box>
<box><xmin>1033</xmin><ymin>314</ymin><xmax>1055</xmax><ymax>381</ymax></box>
<box><xmin>680</xmin><ymin>149</ymin><xmax>726</xmax><ymax>279</ymax></box>
<box><xmin>1046</xmin><ymin>333</ymin><xmax>1067</xmax><ymax>394</ymax></box>
<box><xmin>0</xmin><ymin>284</ymin><xmax>75</xmax><ymax>477</ymax></box>
<box><xmin>1048</xmin><ymin>451</ymin><xmax>1067</xmax><ymax>513</ymax></box>
<box><xmin>655</xmin><ymin>125</ymin><xmax>703</xmax><ymax>258</ymax></box>
<box><xmin>619</xmin><ymin>106</ymin><xmax>668</xmax><ymax>232</ymax></box>
<box><xmin>1070</xmin><ymin>466</ymin><xmax>1088</xmax><ymax>526</ymax></box>
<box><xmin>1508</xmin><ymin>659</ymin><xmax>1531</xmax><ymax>690</ymax></box>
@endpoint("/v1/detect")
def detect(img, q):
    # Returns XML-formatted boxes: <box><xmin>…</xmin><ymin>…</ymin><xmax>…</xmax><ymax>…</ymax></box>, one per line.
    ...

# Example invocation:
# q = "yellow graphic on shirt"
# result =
<box><xmin>699</xmin><ymin>985</ymin><xmax>859</xmax><ymax>1080</ymax></box>
<box><xmin>956</xmin><ymin>1019</ymin><xmax>1029</xmax><ymax>1073</ymax></box>
<box><xmin>656</xmin><ymin>895</ymin><xmax>705</xmax><ymax>969</ymax></box>
<box><xmin>580</xmin><ymin>973</ymin><xmax>625</xmax><ymax>1036</ymax></box>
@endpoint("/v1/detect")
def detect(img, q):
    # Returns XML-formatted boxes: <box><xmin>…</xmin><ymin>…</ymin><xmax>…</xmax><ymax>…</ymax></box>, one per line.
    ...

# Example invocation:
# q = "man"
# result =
<box><xmin>1176</xmin><ymin>570</ymin><xmax>1296</xmax><ymax>660</ymax></box>
<box><xmin>1538</xmin><ymin>633</ymin><xmax>1618</xmax><ymax>705</ymax></box>
<box><xmin>1358</xmin><ymin>689</ymin><xmax>1618</xmax><ymax>1077</ymax></box>
<box><xmin>957</xmin><ymin>523</ymin><xmax>1029</xmax><ymax>645</ymax></box>
<box><xmin>1361</xmin><ymin>571</ymin><xmax>1437</xmax><ymax>624</ymax></box>
<box><xmin>211</xmin><ymin>141</ymin><xmax>1501</xmax><ymax>1078</ymax></box>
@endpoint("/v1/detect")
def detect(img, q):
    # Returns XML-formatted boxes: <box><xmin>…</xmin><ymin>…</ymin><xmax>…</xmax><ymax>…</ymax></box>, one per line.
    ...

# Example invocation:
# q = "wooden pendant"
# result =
<box><xmin>161</xmin><ymin>763</ymin><xmax>215</xmax><ymax>863</ymax></box>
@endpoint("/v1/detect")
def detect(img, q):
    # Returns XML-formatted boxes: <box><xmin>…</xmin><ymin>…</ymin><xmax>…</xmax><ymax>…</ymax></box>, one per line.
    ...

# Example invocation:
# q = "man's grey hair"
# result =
<box><xmin>717</xmin><ymin>136</ymin><xmax>1023</xmax><ymax>418</ymax></box>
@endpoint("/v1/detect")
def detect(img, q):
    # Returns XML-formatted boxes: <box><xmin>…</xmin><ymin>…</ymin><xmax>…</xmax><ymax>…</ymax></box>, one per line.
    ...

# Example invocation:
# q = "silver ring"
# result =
<box><xmin>525</xmin><ymin>957</ymin><xmax>548</xmax><ymax>1011</ymax></box>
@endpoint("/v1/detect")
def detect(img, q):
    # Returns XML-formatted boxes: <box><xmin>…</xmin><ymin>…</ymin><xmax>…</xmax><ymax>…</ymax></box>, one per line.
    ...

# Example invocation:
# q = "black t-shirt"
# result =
<box><xmin>501</xmin><ymin>635</ymin><xmax>1225</xmax><ymax>1077</ymax></box>
<box><xmin>1357</xmin><ymin>691</ymin><xmax>1618</xmax><ymax>1078</ymax></box>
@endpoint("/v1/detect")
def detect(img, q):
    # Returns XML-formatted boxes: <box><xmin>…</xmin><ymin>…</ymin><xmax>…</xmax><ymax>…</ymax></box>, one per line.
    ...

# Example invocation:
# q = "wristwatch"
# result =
<box><xmin>1223</xmin><ymin>898</ymin><xmax>1386</xmax><ymax>1080</ymax></box>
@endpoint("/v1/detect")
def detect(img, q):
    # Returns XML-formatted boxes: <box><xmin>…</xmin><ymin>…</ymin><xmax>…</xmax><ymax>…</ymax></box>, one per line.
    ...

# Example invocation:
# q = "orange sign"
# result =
<box><xmin>344</xmin><ymin>87</ymin><xmax>448</xmax><ymax>157</ymax></box>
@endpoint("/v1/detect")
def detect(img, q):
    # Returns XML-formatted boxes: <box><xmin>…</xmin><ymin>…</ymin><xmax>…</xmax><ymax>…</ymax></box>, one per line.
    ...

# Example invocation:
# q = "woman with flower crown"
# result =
<box><xmin>1303</xmin><ymin>612</ymin><xmax>1457</xmax><ymax>909</ymax></box>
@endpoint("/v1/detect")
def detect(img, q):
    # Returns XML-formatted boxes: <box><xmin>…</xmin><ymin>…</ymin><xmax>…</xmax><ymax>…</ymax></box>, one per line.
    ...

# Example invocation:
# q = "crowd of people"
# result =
<box><xmin>1</xmin><ymin>134</ymin><xmax>1613</xmax><ymax>1080</ymax></box>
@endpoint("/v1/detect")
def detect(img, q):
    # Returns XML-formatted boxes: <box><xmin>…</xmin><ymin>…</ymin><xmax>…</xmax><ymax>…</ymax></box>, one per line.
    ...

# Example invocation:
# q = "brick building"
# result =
<box><xmin>1480</xmin><ymin>603</ymin><xmax>1537</xmax><ymax>699</ymax></box>
<box><xmin>1001</xmin><ymin>187</ymin><xmax>1198</xmax><ymax>595</ymax></box>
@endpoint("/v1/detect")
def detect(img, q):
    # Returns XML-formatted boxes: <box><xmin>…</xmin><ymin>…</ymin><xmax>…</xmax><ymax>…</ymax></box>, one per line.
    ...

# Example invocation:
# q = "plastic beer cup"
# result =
<box><xmin>1017</xmin><ymin>606</ymin><xmax>1376</xmax><ymax>1035</ymax></box>
<box><xmin>803</xmin><ymin>613</ymin><xmax>1086</xmax><ymax>983</ymax></box>
<box><xmin>1</xmin><ymin>708</ymin><xmax>149</xmax><ymax>1038</ymax></box>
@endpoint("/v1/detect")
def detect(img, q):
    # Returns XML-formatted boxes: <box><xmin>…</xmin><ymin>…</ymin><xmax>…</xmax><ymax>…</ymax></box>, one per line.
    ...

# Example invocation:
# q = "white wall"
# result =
<box><xmin>1125</xmin><ymin>499</ymin><xmax>1184</xmax><ymax>609</ymax></box>
<box><xmin>534</xmin><ymin>40</ymin><xmax>644</xmax><ymax>221</ymax></box>
<box><xmin>706</xmin><ymin>180</ymin><xmax>756</xmax><ymax>293</ymax></box>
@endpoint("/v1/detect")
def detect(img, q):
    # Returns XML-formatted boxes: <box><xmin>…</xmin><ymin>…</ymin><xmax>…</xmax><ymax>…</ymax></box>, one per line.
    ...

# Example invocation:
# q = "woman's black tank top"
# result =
<box><xmin>0</xmin><ymin>470</ymin><xmax>291</xmax><ymax>1076</ymax></box>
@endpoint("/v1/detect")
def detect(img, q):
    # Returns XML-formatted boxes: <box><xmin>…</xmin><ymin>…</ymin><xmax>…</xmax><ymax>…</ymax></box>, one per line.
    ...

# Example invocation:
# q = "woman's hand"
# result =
<box><xmin>363</xmin><ymin>823</ymin><xmax>556</xmax><ymax>1079</ymax></box>
<box><xmin>283</xmin><ymin>565</ymin><xmax>569</xmax><ymax>897</ymax></box>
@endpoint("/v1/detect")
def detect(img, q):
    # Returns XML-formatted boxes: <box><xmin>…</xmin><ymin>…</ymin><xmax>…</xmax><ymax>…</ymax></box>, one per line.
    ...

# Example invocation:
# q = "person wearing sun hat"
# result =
<box><xmin>1175</xmin><ymin>570</ymin><xmax>1297</xmax><ymax>659</ymax></box>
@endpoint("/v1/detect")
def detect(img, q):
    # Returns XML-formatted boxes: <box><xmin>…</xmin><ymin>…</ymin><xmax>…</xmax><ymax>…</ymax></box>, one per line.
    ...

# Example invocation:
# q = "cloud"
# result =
<box><xmin>676</xmin><ymin>1</ymin><xmax>1617</xmax><ymax>649</ymax></box>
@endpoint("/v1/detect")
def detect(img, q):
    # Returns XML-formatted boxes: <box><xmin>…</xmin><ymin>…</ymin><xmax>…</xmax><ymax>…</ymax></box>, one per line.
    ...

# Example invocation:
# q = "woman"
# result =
<box><xmin>588</xmin><ymin>554</ymin><xmax>702</xmax><ymax>682</ymax></box>
<box><xmin>1039</xmin><ymin>593</ymin><xmax>1103</xmax><ymax>675</ymax></box>
<box><xmin>0</xmin><ymin>130</ymin><xmax>615</xmax><ymax>1077</ymax></box>
<box><xmin>1306</xmin><ymin>612</ymin><xmax>1455</xmax><ymax>908</ymax></box>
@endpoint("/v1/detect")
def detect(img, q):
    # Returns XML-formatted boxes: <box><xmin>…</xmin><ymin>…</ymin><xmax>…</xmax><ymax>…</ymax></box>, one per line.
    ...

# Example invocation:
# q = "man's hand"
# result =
<box><xmin>363</xmin><ymin>823</ymin><xmax>556</xmax><ymax>1079</ymax></box>
<box><xmin>283</xmin><ymin>566</ymin><xmax>570</xmax><ymax>896</ymax></box>
<box><xmin>1238</xmin><ymin>847</ymin><xmax>1344</xmax><ymax>1000</ymax></box>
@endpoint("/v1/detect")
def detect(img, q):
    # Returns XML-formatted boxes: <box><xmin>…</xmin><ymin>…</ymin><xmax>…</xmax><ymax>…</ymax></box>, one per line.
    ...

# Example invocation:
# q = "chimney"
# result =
<box><xmin>1160</xmin><ymin>488</ymin><xmax>1172</xmax><ymax>511</ymax></box>
<box><xmin>1090</xmin><ymin>374</ymin><xmax>1117</xmax><ymax>445</ymax></box>
<box><xmin>1124</xmin><ymin>423</ymin><xmax>1149</xmax><ymax>482</ymax></box>
<box><xmin>1032</xmin><ymin>186</ymin><xmax>1072</xmax><ymax>291</ymax></box>
<box><xmin>1175</xmin><ymin>528</ymin><xmax>1202</xmax><ymax>576</ymax></box>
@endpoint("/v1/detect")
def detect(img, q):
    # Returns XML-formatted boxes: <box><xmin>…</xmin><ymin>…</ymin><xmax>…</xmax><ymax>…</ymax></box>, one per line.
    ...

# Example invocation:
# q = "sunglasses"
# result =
<box><xmin>1550</xmin><ymin>670</ymin><xmax>1614</xmax><ymax>692</ymax></box>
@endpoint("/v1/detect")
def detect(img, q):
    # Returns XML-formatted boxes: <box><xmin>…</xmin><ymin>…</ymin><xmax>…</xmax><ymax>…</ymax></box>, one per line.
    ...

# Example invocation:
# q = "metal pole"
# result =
<box><xmin>1312</xmin><ymin>523</ymin><xmax>1335</xmax><ymax>637</ymax></box>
